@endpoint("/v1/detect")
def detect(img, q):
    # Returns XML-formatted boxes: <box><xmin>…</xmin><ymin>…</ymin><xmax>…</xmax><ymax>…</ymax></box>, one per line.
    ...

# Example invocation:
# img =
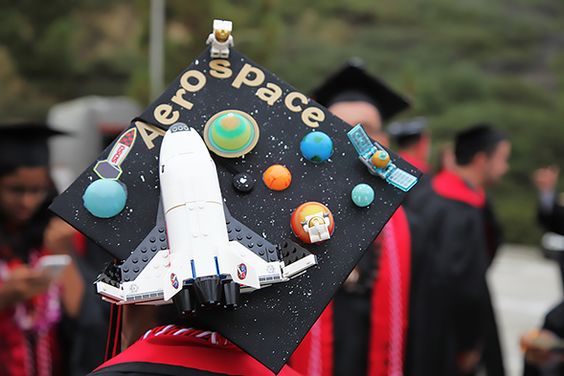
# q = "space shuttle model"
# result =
<box><xmin>95</xmin><ymin>124</ymin><xmax>317</xmax><ymax>314</ymax></box>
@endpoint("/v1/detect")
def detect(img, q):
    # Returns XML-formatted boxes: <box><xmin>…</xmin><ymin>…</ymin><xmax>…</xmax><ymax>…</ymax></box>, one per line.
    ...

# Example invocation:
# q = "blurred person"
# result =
<box><xmin>533</xmin><ymin>166</ymin><xmax>564</xmax><ymax>289</ymax></box>
<box><xmin>388</xmin><ymin>117</ymin><xmax>431</xmax><ymax>174</ymax></box>
<box><xmin>388</xmin><ymin>117</ymin><xmax>431</xmax><ymax>211</ymax></box>
<box><xmin>521</xmin><ymin>300</ymin><xmax>564</xmax><ymax>376</ymax></box>
<box><xmin>437</xmin><ymin>142</ymin><xmax>457</xmax><ymax>173</ymax></box>
<box><xmin>0</xmin><ymin>122</ymin><xmax>77</xmax><ymax>376</ymax></box>
<box><xmin>57</xmin><ymin>235</ymin><xmax>112</xmax><ymax>375</ymax></box>
<box><xmin>407</xmin><ymin>124</ymin><xmax>510</xmax><ymax>376</ymax></box>
<box><xmin>534</xmin><ymin>166</ymin><xmax>563</xmax><ymax>234</ymax></box>
<box><xmin>290</xmin><ymin>60</ymin><xmax>421</xmax><ymax>376</ymax></box>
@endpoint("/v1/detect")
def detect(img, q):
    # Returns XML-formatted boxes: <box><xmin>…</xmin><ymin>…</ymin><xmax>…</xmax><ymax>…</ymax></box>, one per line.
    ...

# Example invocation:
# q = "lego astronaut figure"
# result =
<box><xmin>302</xmin><ymin>212</ymin><xmax>331</xmax><ymax>243</ymax></box>
<box><xmin>206</xmin><ymin>19</ymin><xmax>234</xmax><ymax>59</ymax></box>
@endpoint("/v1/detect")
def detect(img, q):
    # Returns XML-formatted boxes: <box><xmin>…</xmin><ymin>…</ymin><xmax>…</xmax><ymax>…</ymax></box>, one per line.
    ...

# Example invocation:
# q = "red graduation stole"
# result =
<box><xmin>368</xmin><ymin>207</ymin><xmax>411</xmax><ymax>376</ymax></box>
<box><xmin>290</xmin><ymin>207</ymin><xmax>411</xmax><ymax>376</ymax></box>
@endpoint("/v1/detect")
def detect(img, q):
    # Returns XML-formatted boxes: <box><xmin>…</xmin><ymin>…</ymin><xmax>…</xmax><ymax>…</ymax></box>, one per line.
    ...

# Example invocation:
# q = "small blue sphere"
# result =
<box><xmin>351</xmin><ymin>184</ymin><xmax>375</xmax><ymax>207</ymax></box>
<box><xmin>300</xmin><ymin>131</ymin><xmax>334</xmax><ymax>163</ymax></box>
<box><xmin>83</xmin><ymin>179</ymin><xmax>127</xmax><ymax>218</ymax></box>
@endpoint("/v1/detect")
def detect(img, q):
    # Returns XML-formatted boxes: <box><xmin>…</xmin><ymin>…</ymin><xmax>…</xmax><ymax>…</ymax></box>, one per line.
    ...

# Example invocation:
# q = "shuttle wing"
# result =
<box><xmin>97</xmin><ymin>199</ymin><xmax>315</xmax><ymax>294</ymax></box>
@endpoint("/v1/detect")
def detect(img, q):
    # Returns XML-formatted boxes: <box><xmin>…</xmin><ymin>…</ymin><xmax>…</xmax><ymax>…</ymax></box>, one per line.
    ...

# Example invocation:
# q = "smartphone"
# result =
<box><xmin>36</xmin><ymin>255</ymin><xmax>71</xmax><ymax>278</ymax></box>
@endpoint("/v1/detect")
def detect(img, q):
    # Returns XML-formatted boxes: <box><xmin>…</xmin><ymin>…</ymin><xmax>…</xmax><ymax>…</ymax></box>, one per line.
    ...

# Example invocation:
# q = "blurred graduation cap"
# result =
<box><xmin>49</xmin><ymin>46</ymin><xmax>420</xmax><ymax>372</ymax></box>
<box><xmin>388</xmin><ymin>117</ymin><xmax>428</xmax><ymax>146</ymax></box>
<box><xmin>311</xmin><ymin>58</ymin><xmax>411</xmax><ymax>121</ymax></box>
<box><xmin>0</xmin><ymin>121</ymin><xmax>68</xmax><ymax>174</ymax></box>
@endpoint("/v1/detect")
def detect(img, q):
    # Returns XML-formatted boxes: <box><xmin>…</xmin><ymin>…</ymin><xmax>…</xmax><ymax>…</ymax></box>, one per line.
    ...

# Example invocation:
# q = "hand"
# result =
<box><xmin>533</xmin><ymin>166</ymin><xmax>559</xmax><ymax>193</ymax></box>
<box><xmin>0</xmin><ymin>265</ymin><xmax>52</xmax><ymax>309</ymax></box>
<box><xmin>43</xmin><ymin>217</ymin><xmax>77</xmax><ymax>254</ymax></box>
<box><xmin>521</xmin><ymin>329</ymin><xmax>558</xmax><ymax>366</ymax></box>
<box><xmin>456</xmin><ymin>349</ymin><xmax>481</xmax><ymax>374</ymax></box>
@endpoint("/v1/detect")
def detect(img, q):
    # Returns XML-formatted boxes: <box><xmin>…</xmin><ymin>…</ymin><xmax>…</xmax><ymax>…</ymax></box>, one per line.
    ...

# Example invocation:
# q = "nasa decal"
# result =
<box><xmin>170</xmin><ymin>273</ymin><xmax>179</xmax><ymax>289</ymax></box>
<box><xmin>237</xmin><ymin>263</ymin><xmax>247</xmax><ymax>280</ymax></box>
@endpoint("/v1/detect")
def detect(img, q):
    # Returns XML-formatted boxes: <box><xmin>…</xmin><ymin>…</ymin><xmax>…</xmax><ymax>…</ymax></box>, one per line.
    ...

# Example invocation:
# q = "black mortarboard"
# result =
<box><xmin>49</xmin><ymin>45</ymin><xmax>420</xmax><ymax>372</ymax></box>
<box><xmin>388</xmin><ymin>117</ymin><xmax>427</xmax><ymax>139</ymax></box>
<box><xmin>0</xmin><ymin>121</ymin><xmax>68</xmax><ymax>175</ymax></box>
<box><xmin>388</xmin><ymin>117</ymin><xmax>428</xmax><ymax>147</ymax></box>
<box><xmin>454</xmin><ymin>123</ymin><xmax>507</xmax><ymax>165</ymax></box>
<box><xmin>311</xmin><ymin>58</ymin><xmax>410</xmax><ymax>121</ymax></box>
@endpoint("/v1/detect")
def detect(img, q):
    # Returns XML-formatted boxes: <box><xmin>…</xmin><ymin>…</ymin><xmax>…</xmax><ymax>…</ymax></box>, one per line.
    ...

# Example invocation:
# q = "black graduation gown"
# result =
<box><xmin>538</xmin><ymin>194</ymin><xmax>564</xmax><ymax>236</ymax></box>
<box><xmin>59</xmin><ymin>239</ymin><xmax>112</xmax><ymax>375</ymax></box>
<box><xmin>406</xmin><ymin>171</ymin><xmax>504</xmax><ymax>376</ymax></box>
<box><xmin>537</xmin><ymin>194</ymin><xmax>564</xmax><ymax>290</ymax></box>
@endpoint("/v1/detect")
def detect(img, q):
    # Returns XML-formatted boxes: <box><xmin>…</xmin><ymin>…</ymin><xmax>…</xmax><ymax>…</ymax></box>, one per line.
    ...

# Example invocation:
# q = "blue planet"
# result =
<box><xmin>300</xmin><ymin>131</ymin><xmax>334</xmax><ymax>163</ymax></box>
<box><xmin>351</xmin><ymin>183</ymin><xmax>375</xmax><ymax>207</ymax></box>
<box><xmin>83</xmin><ymin>179</ymin><xmax>127</xmax><ymax>218</ymax></box>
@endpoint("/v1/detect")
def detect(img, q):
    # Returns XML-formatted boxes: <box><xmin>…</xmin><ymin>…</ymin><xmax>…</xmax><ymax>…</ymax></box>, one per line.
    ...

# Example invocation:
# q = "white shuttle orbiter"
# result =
<box><xmin>95</xmin><ymin>123</ymin><xmax>317</xmax><ymax>313</ymax></box>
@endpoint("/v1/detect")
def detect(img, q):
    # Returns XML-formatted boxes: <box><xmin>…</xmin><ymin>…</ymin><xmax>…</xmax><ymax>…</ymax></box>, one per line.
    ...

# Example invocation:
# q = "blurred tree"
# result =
<box><xmin>0</xmin><ymin>0</ymin><xmax>563</xmax><ymax>244</ymax></box>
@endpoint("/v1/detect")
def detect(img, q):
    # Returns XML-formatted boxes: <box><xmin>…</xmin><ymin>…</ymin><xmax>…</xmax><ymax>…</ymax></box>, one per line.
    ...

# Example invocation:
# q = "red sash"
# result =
<box><xmin>290</xmin><ymin>208</ymin><xmax>411</xmax><ymax>375</ymax></box>
<box><xmin>368</xmin><ymin>207</ymin><xmax>411</xmax><ymax>376</ymax></box>
<box><xmin>96</xmin><ymin>325</ymin><xmax>302</xmax><ymax>376</ymax></box>
<box><xmin>432</xmin><ymin>171</ymin><xmax>485</xmax><ymax>208</ymax></box>
<box><xmin>290</xmin><ymin>303</ymin><xmax>333</xmax><ymax>376</ymax></box>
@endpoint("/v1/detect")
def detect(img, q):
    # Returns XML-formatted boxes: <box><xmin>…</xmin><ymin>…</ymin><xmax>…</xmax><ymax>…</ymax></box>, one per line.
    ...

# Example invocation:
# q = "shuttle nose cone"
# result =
<box><xmin>160</xmin><ymin>122</ymin><xmax>210</xmax><ymax>162</ymax></box>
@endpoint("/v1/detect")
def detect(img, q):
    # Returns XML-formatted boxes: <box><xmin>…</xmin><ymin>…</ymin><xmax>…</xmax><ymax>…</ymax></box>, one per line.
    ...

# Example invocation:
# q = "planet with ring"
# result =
<box><xmin>204</xmin><ymin>110</ymin><xmax>260</xmax><ymax>158</ymax></box>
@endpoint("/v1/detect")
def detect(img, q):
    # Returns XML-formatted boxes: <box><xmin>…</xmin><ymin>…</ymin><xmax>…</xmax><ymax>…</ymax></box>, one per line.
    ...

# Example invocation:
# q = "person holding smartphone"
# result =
<box><xmin>0</xmin><ymin>122</ymin><xmax>74</xmax><ymax>376</ymax></box>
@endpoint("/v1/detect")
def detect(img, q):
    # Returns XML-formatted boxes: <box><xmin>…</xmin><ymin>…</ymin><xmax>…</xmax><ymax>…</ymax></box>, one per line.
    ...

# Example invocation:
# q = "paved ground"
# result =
<box><xmin>489</xmin><ymin>245</ymin><xmax>562</xmax><ymax>376</ymax></box>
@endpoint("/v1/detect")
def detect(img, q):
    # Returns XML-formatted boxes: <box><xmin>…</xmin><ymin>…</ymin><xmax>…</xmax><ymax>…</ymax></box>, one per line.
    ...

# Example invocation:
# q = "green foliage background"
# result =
<box><xmin>1</xmin><ymin>0</ymin><xmax>563</xmax><ymax>244</ymax></box>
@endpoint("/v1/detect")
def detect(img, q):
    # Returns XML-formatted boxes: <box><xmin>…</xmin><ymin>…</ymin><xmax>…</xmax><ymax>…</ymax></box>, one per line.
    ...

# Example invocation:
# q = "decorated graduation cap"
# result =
<box><xmin>311</xmin><ymin>58</ymin><xmax>410</xmax><ymax>121</ymax></box>
<box><xmin>49</xmin><ymin>20</ymin><xmax>421</xmax><ymax>373</ymax></box>
<box><xmin>0</xmin><ymin>121</ymin><xmax>68</xmax><ymax>175</ymax></box>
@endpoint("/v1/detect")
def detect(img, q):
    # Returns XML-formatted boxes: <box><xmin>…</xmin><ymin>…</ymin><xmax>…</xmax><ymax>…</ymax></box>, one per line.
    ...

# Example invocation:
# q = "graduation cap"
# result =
<box><xmin>388</xmin><ymin>117</ymin><xmax>428</xmax><ymax>146</ymax></box>
<box><xmin>311</xmin><ymin>58</ymin><xmax>410</xmax><ymax>121</ymax></box>
<box><xmin>49</xmin><ymin>38</ymin><xmax>421</xmax><ymax>373</ymax></box>
<box><xmin>0</xmin><ymin>121</ymin><xmax>68</xmax><ymax>174</ymax></box>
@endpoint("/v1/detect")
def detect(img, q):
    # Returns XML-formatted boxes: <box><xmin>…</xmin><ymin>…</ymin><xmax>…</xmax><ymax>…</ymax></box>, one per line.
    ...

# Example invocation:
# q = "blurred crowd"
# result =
<box><xmin>0</xmin><ymin>60</ymin><xmax>563</xmax><ymax>376</ymax></box>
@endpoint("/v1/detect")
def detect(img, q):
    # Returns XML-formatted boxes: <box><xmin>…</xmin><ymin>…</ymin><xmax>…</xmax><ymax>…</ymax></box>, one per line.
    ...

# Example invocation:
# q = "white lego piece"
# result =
<box><xmin>302</xmin><ymin>212</ymin><xmax>332</xmax><ymax>243</ymax></box>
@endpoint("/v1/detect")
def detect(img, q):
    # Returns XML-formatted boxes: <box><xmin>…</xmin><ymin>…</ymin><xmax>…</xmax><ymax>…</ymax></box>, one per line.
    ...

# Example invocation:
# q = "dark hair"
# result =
<box><xmin>454</xmin><ymin>123</ymin><xmax>507</xmax><ymax>166</ymax></box>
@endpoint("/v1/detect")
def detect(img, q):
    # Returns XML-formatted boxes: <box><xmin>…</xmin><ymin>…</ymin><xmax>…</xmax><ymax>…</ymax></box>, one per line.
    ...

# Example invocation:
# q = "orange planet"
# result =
<box><xmin>262</xmin><ymin>164</ymin><xmax>292</xmax><ymax>191</ymax></box>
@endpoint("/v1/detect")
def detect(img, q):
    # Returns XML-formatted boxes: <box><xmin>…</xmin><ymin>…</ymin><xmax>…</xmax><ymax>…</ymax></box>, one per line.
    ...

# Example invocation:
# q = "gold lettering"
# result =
<box><xmin>135</xmin><ymin>121</ymin><xmax>166</xmax><ymax>150</ymax></box>
<box><xmin>154</xmin><ymin>104</ymin><xmax>179</xmax><ymax>126</ymax></box>
<box><xmin>171</xmin><ymin>88</ymin><xmax>193</xmax><ymax>110</ymax></box>
<box><xmin>285</xmin><ymin>91</ymin><xmax>308</xmax><ymax>112</ymax></box>
<box><xmin>180</xmin><ymin>70</ymin><xmax>206</xmax><ymax>92</ymax></box>
<box><xmin>301</xmin><ymin>107</ymin><xmax>325</xmax><ymax>128</ymax></box>
<box><xmin>232</xmin><ymin>63</ymin><xmax>265</xmax><ymax>89</ymax></box>
<box><xmin>209</xmin><ymin>60</ymin><xmax>232</xmax><ymax>79</ymax></box>
<box><xmin>256</xmin><ymin>83</ymin><xmax>282</xmax><ymax>106</ymax></box>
